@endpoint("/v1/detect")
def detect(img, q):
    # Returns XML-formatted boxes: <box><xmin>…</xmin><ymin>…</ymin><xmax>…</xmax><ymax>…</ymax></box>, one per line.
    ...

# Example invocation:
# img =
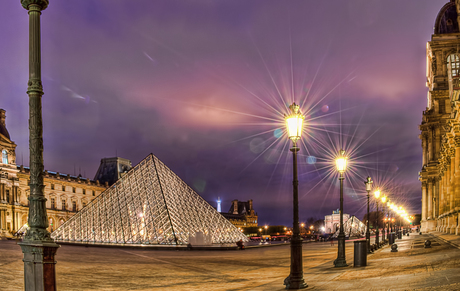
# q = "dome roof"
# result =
<box><xmin>0</xmin><ymin>123</ymin><xmax>10</xmax><ymax>140</ymax></box>
<box><xmin>435</xmin><ymin>1</ymin><xmax>459</xmax><ymax>34</ymax></box>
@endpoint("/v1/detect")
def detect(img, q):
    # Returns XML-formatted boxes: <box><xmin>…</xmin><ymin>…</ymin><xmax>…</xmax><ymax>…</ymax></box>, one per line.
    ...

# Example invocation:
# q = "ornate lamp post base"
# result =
<box><xmin>334</xmin><ymin>232</ymin><xmax>348</xmax><ymax>267</ymax></box>
<box><xmin>18</xmin><ymin>241</ymin><xmax>59</xmax><ymax>291</ymax></box>
<box><xmin>284</xmin><ymin>237</ymin><xmax>308</xmax><ymax>289</ymax></box>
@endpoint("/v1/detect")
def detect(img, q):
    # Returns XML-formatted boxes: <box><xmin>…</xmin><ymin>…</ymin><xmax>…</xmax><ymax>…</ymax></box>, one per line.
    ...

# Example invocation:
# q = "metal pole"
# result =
<box><xmin>334</xmin><ymin>172</ymin><xmax>348</xmax><ymax>267</ymax></box>
<box><xmin>366</xmin><ymin>190</ymin><xmax>371</xmax><ymax>253</ymax></box>
<box><xmin>375</xmin><ymin>201</ymin><xmax>379</xmax><ymax>248</ymax></box>
<box><xmin>18</xmin><ymin>1</ymin><xmax>59</xmax><ymax>290</ymax></box>
<box><xmin>285</xmin><ymin>145</ymin><xmax>307</xmax><ymax>289</ymax></box>
<box><xmin>382</xmin><ymin>205</ymin><xmax>386</xmax><ymax>244</ymax></box>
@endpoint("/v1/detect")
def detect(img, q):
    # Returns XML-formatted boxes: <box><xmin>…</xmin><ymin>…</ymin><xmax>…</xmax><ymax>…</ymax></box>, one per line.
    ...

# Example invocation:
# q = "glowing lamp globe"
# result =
<box><xmin>285</xmin><ymin>103</ymin><xmax>304</xmax><ymax>143</ymax></box>
<box><xmin>374</xmin><ymin>189</ymin><xmax>381</xmax><ymax>199</ymax></box>
<box><xmin>381</xmin><ymin>196</ymin><xmax>387</xmax><ymax>203</ymax></box>
<box><xmin>335</xmin><ymin>150</ymin><xmax>347</xmax><ymax>173</ymax></box>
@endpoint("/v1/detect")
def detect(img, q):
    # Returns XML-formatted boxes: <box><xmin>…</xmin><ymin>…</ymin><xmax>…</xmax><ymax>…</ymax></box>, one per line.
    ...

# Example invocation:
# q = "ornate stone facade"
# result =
<box><xmin>220</xmin><ymin>199</ymin><xmax>258</xmax><ymax>228</ymax></box>
<box><xmin>420</xmin><ymin>0</ymin><xmax>460</xmax><ymax>234</ymax></box>
<box><xmin>0</xmin><ymin>109</ymin><xmax>107</xmax><ymax>238</ymax></box>
<box><xmin>324</xmin><ymin>209</ymin><xmax>350</xmax><ymax>234</ymax></box>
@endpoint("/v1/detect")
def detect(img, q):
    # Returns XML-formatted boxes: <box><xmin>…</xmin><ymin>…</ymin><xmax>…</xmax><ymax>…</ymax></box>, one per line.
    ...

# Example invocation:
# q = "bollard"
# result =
<box><xmin>406</xmin><ymin>233</ymin><xmax>409</xmax><ymax>237</ymax></box>
<box><xmin>397</xmin><ymin>231</ymin><xmax>402</xmax><ymax>239</ymax></box>
<box><xmin>424</xmin><ymin>240</ymin><xmax>431</xmax><ymax>248</ymax></box>
<box><xmin>353</xmin><ymin>240</ymin><xmax>367</xmax><ymax>267</ymax></box>
<box><xmin>389</xmin><ymin>232</ymin><xmax>395</xmax><ymax>245</ymax></box>
<box><xmin>391</xmin><ymin>244</ymin><xmax>398</xmax><ymax>252</ymax></box>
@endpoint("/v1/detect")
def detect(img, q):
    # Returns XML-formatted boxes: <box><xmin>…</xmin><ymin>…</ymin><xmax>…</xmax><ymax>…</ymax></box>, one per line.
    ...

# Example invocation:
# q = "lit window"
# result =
<box><xmin>2</xmin><ymin>150</ymin><xmax>7</xmax><ymax>164</ymax></box>
<box><xmin>448</xmin><ymin>54</ymin><xmax>460</xmax><ymax>77</ymax></box>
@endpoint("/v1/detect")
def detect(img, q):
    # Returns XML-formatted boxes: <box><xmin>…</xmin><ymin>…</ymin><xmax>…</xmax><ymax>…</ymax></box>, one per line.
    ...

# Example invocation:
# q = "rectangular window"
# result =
<box><xmin>62</xmin><ymin>185</ymin><xmax>65</xmax><ymax>191</ymax></box>
<box><xmin>72</xmin><ymin>187</ymin><xmax>76</xmax><ymax>193</ymax></box>
<box><xmin>6</xmin><ymin>190</ymin><xmax>9</xmax><ymax>203</ymax></box>
<box><xmin>51</xmin><ymin>184</ymin><xmax>54</xmax><ymax>190</ymax></box>
<box><xmin>51</xmin><ymin>198</ymin><xmax>55</xmax><ymax>209</ymax></box>
<box><xmin>62</xmin><ymin>200</ymin><xmax>66</xmax><ymax>210</ymax></box>
<box><xmin>92</xmin><ymin>190</ymin><xmax>95</xmax><ymax>196</ymax></box>
<box><xmin>83</xmin><ymin>189</ymin><xmax>86</xmax><ymax>195</ymax></box>
<box><xmin>72</xmin><ymin>201</ymin><xmax>77</xmax><ymax>212</ymax></box>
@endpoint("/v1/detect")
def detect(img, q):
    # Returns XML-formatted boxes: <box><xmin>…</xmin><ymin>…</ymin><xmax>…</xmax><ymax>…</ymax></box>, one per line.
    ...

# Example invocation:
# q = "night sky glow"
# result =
<box><xmin>0</xmin><ymin>1</ymin><xmax>447</xmax><ymax>226</ymax></box>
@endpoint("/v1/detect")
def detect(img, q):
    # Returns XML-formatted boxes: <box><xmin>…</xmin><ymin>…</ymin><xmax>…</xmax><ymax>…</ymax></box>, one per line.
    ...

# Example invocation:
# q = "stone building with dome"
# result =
<box><xmin>420</xmin><ymin>0</ymin><xmax>460</xmax><ymax>234</ymax></box>
<box><xmin>0</xmin><ymin>108</ymin><xmax>108</xmax><ymax>238</ymax></box>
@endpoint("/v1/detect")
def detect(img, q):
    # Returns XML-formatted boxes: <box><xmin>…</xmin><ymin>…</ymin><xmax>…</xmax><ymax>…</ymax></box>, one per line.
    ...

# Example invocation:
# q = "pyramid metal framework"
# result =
<box><xmin>51</xmin><ymin>154</ymin><xmax>248</xmax><ymax>245</ymax></box>
<box><xmin>332</xmin><ymin>215</ymin><xmax>366</xmax><ymax>238</ymax></box>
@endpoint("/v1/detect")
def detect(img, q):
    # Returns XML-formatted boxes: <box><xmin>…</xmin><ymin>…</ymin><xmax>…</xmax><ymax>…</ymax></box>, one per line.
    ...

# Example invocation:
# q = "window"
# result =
<box><xmin>62</xmin><ymin>199</ymin><xmax>66</xmax><ymax>210</ymax></box>
<box><xmin>83</xmin><ymin>189</ymin><xmax>86</xmax><ymax>195</ymax></box>
<box><xmin>2</xmin><ymin>150</ymin><xmax>8</xmax><ymax>164</ymax></box>
<box><xmin>62</xmin><ymin>185</ymin><xmax>65</xmax><ymax>191</ymax></box>
<box><xmin>92</xmin><ymin>190</ymin><xmax>95</xmax><ymax>196</ymax></box>
<box><xmin>51</xmin><ymin>184</ymin><xmax>54</xmax><ymax>190</ymax></box>
<box><xmin>72</xmin><ymin>187</ymin><xmax>76</xmax><ymax>193</ymax></box>
<box><xmin>72</xmin><ymin>201</ymin><xmax>77</xmax><ymax>212</ymax></box>
<box><xmin>448</xmin><ymin>54</ymin><xmax>460</xmax><ymax>77</ymax></box>
<box><xmin>51</xmin><ymin>198</ymin><xmax>55</xmax><ymax>209</ymax></box>
<box><xmin>6</xmin><ymin>190</ymin><xmax>9</xmax><ymax>203</ymax></box>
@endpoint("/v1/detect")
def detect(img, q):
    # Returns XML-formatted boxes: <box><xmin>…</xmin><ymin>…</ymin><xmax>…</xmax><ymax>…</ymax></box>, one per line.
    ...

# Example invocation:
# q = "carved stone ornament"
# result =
<box><xmin>456</xmin><ymin>136</ymin><xmax>460</xmax><ymax>147</ymax></box>
<box><xmin>432</xmin><ymin>55</ymin><xmax>437</xmax><ymax>75</ymax></box>
<box><xmin>21</xmin><ymin>0</ymin><xmax>49</xmax><ymax>10</ymax></box>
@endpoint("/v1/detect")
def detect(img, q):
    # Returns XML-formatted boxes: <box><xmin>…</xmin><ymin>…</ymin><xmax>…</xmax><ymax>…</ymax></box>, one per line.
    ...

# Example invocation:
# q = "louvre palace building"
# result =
<box><xmin>0</xmin><ymin>108</ymin><xmax>110</xmax><ymax>238</ymax></box>
<box><xmin>420</xmin><ymin>0</ymin><xmax>460</xmax><ymax>234</ymax></box>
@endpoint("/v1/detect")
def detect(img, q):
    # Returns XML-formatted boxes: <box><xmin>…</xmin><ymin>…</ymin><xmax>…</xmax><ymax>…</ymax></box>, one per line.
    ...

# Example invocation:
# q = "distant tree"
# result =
<box><xmin>363</xmin><ymin>211</ymin><xmax>384</xmax><ymax>229</ymax></box>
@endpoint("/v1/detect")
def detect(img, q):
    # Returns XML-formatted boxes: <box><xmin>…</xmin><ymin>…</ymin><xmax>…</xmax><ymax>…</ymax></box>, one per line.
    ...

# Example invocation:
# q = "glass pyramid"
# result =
<box><xmin>332</xmin><ymin>215</ymin><xmax>366</xmax><ymax>238</ymax></box>
<box><xmin>51</xmin><ymin>154</ymin><xmax>248</xmax><ymax>245</ymax></box>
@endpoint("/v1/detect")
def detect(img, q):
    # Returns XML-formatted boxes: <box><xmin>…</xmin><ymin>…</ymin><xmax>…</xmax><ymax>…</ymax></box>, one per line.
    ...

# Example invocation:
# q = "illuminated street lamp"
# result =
<box><xmin>283</xmin><ymin>102</ymin><xmax>307</xmax><ymax>289</ymax></box>
<box><xmin>265</xmin><ymin>225</ymin><xmax>268</xmax><ymax>241</ymax></box>
<box><xmin>259</xmin><ymin>228</ymin><xmax>263</xmax><ymax>244</ymax></box>
<box><xmin>365</xmin><ymin>177</ymin><xmax>373</xmax><ymax>254</ymax></box>
<box><xmin>374</xmin><ymin>189</ymin><xmax>381</xmax><ymax>248</ymax></box>
<box><xmin>381</xmin><ymin>195</ymin><xmax>387</xmax><ymax>244</ymax></box>
<box><xmin>334</xmin><ymin>149</ymin><xmax>348</xmax><ymax>267</ymax></box>
<box><xmin>387</xmin><ymin>201</ymin><xmax>391</xmax><ymax>237</ymax></box>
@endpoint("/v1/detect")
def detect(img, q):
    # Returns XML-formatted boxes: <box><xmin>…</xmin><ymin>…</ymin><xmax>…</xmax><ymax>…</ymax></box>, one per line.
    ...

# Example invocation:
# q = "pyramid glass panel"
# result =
<box><xmin>51</xmin><ymin>154</ymin><xmax>248</xmax><ymax>245</ymax></box>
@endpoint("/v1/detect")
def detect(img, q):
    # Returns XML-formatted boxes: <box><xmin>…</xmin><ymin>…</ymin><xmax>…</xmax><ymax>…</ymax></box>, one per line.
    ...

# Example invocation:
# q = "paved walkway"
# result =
<box><xmin>0</xmin><ymin>232</ymin><xmax>459</xmax><ymax>290</ymax></box>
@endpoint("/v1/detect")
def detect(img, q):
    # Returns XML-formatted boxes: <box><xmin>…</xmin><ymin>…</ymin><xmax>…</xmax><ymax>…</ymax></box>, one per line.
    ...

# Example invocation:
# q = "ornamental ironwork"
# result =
<box><xmin>51</xmin><ymin>154</ymin><xmax>248</xmax><ymax>245</ymax></box>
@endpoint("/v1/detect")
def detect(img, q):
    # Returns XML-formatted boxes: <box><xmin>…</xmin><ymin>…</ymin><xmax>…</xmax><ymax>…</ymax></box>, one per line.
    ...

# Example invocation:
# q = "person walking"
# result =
<box><xmin>330</xmin><ymin>237</ymin><xmax>334</xmax><ymax>246</ymax></box>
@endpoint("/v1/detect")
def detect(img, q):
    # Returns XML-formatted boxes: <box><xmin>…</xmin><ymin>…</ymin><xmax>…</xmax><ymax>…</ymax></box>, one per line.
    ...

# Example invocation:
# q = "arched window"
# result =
<box><xmin>2</xmin><ymin>150</ymin><xmax>8</xmax><ymax>164</ymax></box>
<box><xmin>448</xmin><ymin>54</ymin><xmax>460</xmax><ymax>77</ymax></box>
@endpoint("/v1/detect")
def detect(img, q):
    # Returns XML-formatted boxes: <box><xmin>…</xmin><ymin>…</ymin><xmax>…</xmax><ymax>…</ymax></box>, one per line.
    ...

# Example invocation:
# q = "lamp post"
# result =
<box><xmin>265</xmin><ymin>225</ymin><xmax>268</xmax><ymax>243</ymax></box>
<box><xmin>386</xmin><ymin>201</ymin><xmax>391</xmax><ymax>239</ymax></box>
<box><xmin>374</xmin><ymin>189</ymin><xmax>380</xmax><ymax>248</ymax></box>
<box><xmin>18</xmin><ymin>1</ymin><xmax>60</xmax><ymax>290</ymax></box>
<box><xmin>334</xmin><ymin>150</ymin><xmax>348</xmax><ymax>267</ymax></box>
<box><xmin>283</xmin><ymin>102</ymin><xmax>307</xmax><ymax>289</ymax></box>
<box><xmin>365</xmin><ymin>177</ymin><xmax>373</xmax><ymax>254</ymax></box>
<box><xmin>259</xmin><ymin>228</ymin><xmax>263</xmax><ymax>244</ymax></box>
<box><xmin>381</xmin><ymin>195</ymin><xmax>387</xmax><ymax>244</ymax></box>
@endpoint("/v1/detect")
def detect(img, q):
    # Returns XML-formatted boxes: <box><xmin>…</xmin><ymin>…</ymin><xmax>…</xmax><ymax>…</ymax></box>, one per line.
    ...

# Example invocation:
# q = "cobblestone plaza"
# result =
<box><xmin>2</xmin><ymin>232</ymin><xmax>460</xmax><ymax>290</ymax></box>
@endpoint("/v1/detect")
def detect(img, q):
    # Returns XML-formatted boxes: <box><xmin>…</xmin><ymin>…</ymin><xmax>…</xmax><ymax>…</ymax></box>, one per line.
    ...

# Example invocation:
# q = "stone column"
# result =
<box><xmin>455</xmin><ymin>139</ymin><xmax>460</xmax><ymax>209</ymax></box>
<box><xmin>428</xmin><ymin>179</ymin><xmax>433</xmax><ymax>220</ymax></box>
<box><xmin>422</xmin><ymin>134</ymin><xmax>427</xmax><ymax>166</ymax></box>
<box><xmin>18</xmin><ymin>2</ymin><xmax>59</xmax><ymax>291</ymax></box>
<box><xmin>422</xmin><ymin>181</ymin><xmax>427</xmax><ymax>224</ymax></box>
<box><xmin>428</xmin><ymin>128</ymin><xmax>434</xmax><ymax>162</ymax></box>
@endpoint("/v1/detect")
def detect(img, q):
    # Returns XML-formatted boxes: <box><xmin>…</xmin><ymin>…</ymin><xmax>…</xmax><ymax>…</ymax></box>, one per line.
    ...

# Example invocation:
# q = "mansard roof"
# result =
<box><xmin>434</xmin><ymin>1</ymin><xmax>459</xmax><ymax>35</ymax></box>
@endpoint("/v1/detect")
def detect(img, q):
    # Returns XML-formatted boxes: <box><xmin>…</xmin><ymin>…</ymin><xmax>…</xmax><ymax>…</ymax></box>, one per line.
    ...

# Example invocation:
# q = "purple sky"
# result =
<box><xmin>0</xmin><ymin>0</ymin><xmax>447</xmax><ymax>226</ymax></box>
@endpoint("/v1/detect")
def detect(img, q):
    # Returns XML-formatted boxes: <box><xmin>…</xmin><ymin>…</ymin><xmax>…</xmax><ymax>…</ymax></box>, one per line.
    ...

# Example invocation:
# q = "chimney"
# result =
<box><xmin>232</xmin><ymin>200</ymin><xmax>238</xmax><ymax>214</ymax></box>
<box><xmin>0</xmin><ymin>109</ymin><xmax>5</xmax><ymax>127</ymax></box>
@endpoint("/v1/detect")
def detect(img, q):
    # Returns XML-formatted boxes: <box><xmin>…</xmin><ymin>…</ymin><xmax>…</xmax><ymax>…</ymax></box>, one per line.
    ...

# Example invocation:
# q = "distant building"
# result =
<box><xmin>0</xmin><ymin>108</ymin><xmax>110</xmax><ymax>237</ymax></box>
<box><xmin>324</xmin><ymin>209</ymin><xmax>350</xmax><ymax>234</ymax></box>
<box><xmin>94</xmin><ymin>157</ymin><xmax>132</xmax><ymax>186</ymax></box>
<box><xmin>220</xmin><ymin>199</ymin><xmax>258</xmax><ymax>228</ymax></box>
